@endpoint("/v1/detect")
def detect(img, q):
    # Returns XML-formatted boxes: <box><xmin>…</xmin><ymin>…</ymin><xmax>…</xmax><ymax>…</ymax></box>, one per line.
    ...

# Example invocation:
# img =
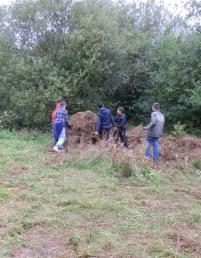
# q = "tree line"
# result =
<box><xmin>0</xmin><ymin>0</ymin><xmax>200</xmax><ymax>132</ymax></box>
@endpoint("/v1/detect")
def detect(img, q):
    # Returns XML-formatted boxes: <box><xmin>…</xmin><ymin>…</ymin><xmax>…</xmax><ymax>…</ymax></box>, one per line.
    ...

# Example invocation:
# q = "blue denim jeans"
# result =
<box><xmin>145</xmin><ymin>136</ymin><xmax>160</xmax><ymax>161</ymax></box>
<box><xmin>55</xmin><ymin>127</ymin><xmax>66</xmax><ymax>149</ymax></box>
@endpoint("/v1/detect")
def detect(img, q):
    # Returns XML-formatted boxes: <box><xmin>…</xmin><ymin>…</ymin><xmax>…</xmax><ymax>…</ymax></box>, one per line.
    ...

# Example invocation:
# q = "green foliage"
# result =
<box><xmin>171</xmin><ymin>122</ymin><xmax>186</xmax><ymax>137</ymax></box>
<box><xmin>189</xmin><ymin>213</ymin><xmax>201</xmax><ymax>223</ymax></box>
<box><xmin>0</xmin><ymin>0</ymin><xmax>200</xmax><ymax>129</ymax></box>
<box><xmin>192</xmin><ymin>160</ymin><xmax>201</xmax><ymax>170</ymax></box>
<box><xmin>0</xmin><ymin>188</ymin><xmax>10</xmax><ymax>200</ymax></box>
<box><xmin>150</xmin><ymin>31</ymin><xmax>201</xmax><ymax>126</ymax></box>
<box><xmin>69</xmin><ymin>235</ymin><xmax>81</xmax><ymax>247</ymax></box>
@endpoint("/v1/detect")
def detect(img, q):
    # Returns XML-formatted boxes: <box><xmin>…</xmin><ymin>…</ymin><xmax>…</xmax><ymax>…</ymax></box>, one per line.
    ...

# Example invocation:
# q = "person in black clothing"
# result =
<box><xmin>114</xmin><ymin>107</ymin><xmax>128</xmax><ymax>148</ymax></box>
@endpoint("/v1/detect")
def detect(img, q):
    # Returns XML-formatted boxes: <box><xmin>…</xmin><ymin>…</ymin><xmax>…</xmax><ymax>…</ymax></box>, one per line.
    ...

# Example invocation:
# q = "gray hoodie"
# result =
<box><xmin>144</xmin><ymin>110</ymin><xmax>165</xmax><ymax>138</ymax></box>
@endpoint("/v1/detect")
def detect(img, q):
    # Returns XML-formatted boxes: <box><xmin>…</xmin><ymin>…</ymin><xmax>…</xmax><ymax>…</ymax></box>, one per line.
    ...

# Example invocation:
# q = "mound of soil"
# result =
<box><xmin>126</xmin><ymin>125</ymin><xmax>201</xmax><ymax>162</ymax></box>
<box><xmin>69</xmin><ymin>111</ymin><xmax>97</xmax><ymax>144</ymax></box>
<box><xmin>161</xmin><ymin>135</ymin><xmax>201</xmax><ymax>161</ymax></box>
<box><xmin>160</xmin><ymin>136</ymin><xmax>178</xmax><ymax>161</ymax></box>
<box><xmin>177</xmin><ymin>135</ymin><xmax>201</xmax><ymax>149</ymax></box>
<box><xmin>127</xmin><ymin>125</ymin><xmax>145</xmax><ymax>149</ymax></box>
<box><xmin>67</xmin><ymin>110</ymin><xmax>201</xmax><ymax>165</ymax></box>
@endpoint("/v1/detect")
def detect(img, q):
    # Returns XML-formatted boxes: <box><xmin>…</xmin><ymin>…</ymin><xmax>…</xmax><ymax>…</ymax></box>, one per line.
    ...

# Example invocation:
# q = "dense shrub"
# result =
<box><xmin>0</xmin><ymin>0</ymin><xmax>200</xmax><ymax>130</ymax></box>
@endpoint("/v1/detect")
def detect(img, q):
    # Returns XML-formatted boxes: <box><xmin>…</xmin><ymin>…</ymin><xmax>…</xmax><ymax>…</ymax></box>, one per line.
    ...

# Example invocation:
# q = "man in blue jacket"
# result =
<box><xmin>95</xmin><ymin>102</ymin><xmax>115</xmax><ymax>141</ymax></box>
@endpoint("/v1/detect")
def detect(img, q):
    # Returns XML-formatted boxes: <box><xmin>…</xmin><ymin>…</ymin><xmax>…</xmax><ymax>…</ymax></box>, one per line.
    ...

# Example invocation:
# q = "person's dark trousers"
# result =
<box><xmin>114</xmin><ymin>129</ymin><xmax>128</xmax><ymax>148</ymax></box>
<box><xmin>119</xmin><ymin>130</ymin><xmax>128</xmax><ymax>148</ymax></box>
<box><xmin>145</xmin><ymin>136</ymin><xmax>160</xmax><ymax>162</ymax></box>
<box><xmin>99</xmin><ymin>128</ymin><xmax>110</xmax><ymax>141</ymax></box>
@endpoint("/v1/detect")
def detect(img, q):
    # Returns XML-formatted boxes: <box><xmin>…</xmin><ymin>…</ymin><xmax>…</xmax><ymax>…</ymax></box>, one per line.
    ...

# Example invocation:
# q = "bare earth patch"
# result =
<box><xmin>11</xmin><ymin>166</ymin><xmax>28</xmax><ymax>177</ymax></box>
<box><xmin>11</xmin><ymin>227</ymin><xmax>76</xmax><ymax>258</ymax></box>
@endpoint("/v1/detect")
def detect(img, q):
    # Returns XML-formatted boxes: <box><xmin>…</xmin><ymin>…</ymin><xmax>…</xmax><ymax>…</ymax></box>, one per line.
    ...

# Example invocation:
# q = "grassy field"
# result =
<box><xmin>0</xmin><ymin>130</ymin><xmax>201</xmax><ymax>258</ymax></box>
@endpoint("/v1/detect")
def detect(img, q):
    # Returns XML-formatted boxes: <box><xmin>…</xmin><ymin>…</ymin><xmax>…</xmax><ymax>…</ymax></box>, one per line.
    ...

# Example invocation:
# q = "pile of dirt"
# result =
<box><xmin>67</xmin><ymin>110</ymin><xmax>201</xmax><ymax>164</ymax></box>
<box><xmin>126</xmin><ymin>125</ymin><xmax>201</xmax><ymax>163</ymax></box>
<box><xmin>160</xmin><ymin>135</ymin><xmax>201</xmax><ymax>161</ymax></box>
<box><xmin>69</xmin><ymin>111</ymin><xmax>97</xmax><ymax>144</ymax></box>
<box><xmin>160</xmin><ymin>136</ymin><xmax>178</xmax><ymax>161</ymax></box>
<box><xmin>127</xmin><ymin>125</ymin><xmax>145</xmax><ymax>149</ymax></box>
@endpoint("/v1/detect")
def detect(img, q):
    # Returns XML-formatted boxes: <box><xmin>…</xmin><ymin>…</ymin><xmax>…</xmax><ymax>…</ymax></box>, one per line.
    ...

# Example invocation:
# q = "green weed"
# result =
<box><xmin>69</xmin><ymin>235</ymin><xmax>82</xmax><ymax>246</ymax></box>
<box><xmin>189</xmin><ymin>213</ymin><xmax>201</xmax><ymax>223</ymax></box>
<box><xmin>192</xmin><ymin>159</ymin><xmax>201</xmax><ymax>170</ymax></box>
<box><xmin>171</xmin><ymin>122</ymin><xmax>186</xmax><ymax>137</ymax></box>
<box><xmin>0</xmin><ymin>188</ymin><xmax>10</xmax><ymax>200</ymax></box>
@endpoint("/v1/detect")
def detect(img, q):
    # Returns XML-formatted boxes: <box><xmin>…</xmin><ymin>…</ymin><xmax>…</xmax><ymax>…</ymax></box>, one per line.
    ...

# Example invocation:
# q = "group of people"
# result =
<box><xmin>94</xmin><ymin>102</ymin><xmax>129</xmax><ymax>148</ymax></box>
<box><xmin>51</xmin><ymin>100</ymin><xmax>165</xmax><ymax>163</ymax></box>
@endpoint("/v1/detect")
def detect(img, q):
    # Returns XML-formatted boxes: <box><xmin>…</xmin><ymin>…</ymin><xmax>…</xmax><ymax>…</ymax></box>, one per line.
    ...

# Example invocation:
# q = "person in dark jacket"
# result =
<box><xmin>114</xmin><ymin>107</ymin><xmax>128</xmax><ymax>148</ymax></box>
<box><xmin>95</xmin><ymin>102</ymin><xmax>115</xmax><ymax>141</ymax></box>
<box><xmin>144</xmin><ymin>102</ymin><xmax>165</xmax><ymax>162</ymax></box>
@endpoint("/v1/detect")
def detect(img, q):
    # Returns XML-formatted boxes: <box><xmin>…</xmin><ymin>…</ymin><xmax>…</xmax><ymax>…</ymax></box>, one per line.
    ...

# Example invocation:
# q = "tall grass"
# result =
<box><xmin>66</xmin><ymin>143</ymin><xmax>161</xmax><ymax>181</ymax></box>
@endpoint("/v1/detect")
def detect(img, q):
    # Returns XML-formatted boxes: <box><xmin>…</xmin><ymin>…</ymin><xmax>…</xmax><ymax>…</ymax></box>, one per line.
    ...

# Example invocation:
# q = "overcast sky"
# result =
<box><xmin>0</xmin><ymin>0</ymin><xmax>14</xmax><ymax>5</ymax></box>
<box><xmin>0</xmin><ymin>0</ymin><xmax>188</xmax><ymax>16</ymax></box>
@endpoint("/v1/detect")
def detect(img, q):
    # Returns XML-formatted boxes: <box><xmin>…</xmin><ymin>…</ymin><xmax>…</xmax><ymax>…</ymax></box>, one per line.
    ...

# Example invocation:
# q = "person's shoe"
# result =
<box><xmin>53</xmin><ymin>146</ymin><xmax>59</xmax><ymax>152</ymax></box>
